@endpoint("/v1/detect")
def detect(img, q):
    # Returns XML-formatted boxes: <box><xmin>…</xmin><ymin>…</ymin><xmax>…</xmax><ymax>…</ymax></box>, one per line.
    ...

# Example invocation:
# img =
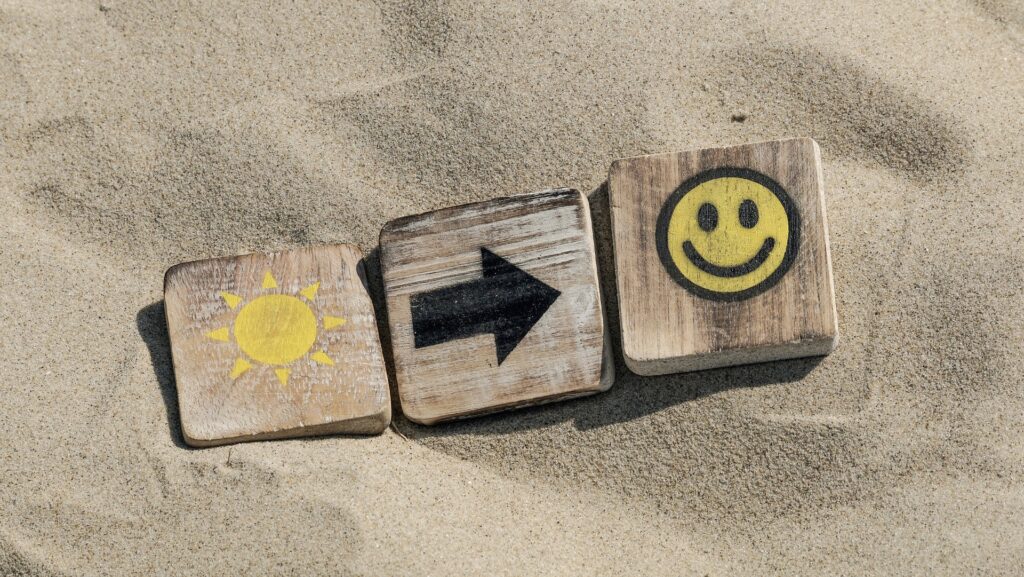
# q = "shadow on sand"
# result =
<box><xmin>137</xmin><ymin>301</ymin><xmax>189</xmax><ymax>449</ymax></box>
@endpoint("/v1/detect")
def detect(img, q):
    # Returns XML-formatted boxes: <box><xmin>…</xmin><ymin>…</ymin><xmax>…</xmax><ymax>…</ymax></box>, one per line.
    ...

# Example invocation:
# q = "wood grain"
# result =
<box><xmin>608</xmin><ymin>138</ymin><xmax>839</xmax><ymax>375</ymax></box>
<box><xmin>164</xmin><ymin>244</ymin><xmax>390</xmax><ymax>446</ymax></box>
<box><xmin>380</xmin><ymin>189</ymin><xmax>613</xmax><ymax>424</ymax></box>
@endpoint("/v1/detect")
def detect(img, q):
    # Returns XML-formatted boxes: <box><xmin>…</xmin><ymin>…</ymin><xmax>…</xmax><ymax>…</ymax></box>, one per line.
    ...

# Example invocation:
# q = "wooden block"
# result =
<box><xmin>380</xmin><ymin>188</ymin><xmax>614</xmax><ymax>424</ymax></box>
<box><xmin>164</xmin><ymin>244</ymin><xmax>390</xmax><ymax>446</ymax></box>
<box><xmin>608</xmin><ymin>138</ymin><xmax>838</xmax><ymax>375</ymax></box>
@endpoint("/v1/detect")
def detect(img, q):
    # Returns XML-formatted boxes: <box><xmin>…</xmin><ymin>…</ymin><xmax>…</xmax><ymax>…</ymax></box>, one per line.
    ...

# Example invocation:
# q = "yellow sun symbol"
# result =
<box><xmin>204</xmin><ymin>271</ymin><xmax>346</xmax><ymax>386</ymax></box>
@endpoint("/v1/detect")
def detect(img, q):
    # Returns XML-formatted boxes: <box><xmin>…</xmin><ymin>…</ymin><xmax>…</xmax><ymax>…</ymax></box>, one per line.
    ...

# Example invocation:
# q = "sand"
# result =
<box><xmin>1</xmin><ymin>1</ymin><xmax>1022</xmax><ymax>575</ymax></box>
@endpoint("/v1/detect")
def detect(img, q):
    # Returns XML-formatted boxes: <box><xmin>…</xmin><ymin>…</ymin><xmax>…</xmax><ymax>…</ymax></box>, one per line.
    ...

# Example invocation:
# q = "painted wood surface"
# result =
<box><xmin>608</xmin><ymin>138</ymin><xmax>839</xmax><ymax>375</ymax></box>
<box><xmin>380</xmin><ymin>188</ymin><xmax>613</xmax><ymax>424</ymax></box>
<box><xmin>164</xmin><ymin>244</ymin><xmax>390</xmax><ymax>446</ymax></box>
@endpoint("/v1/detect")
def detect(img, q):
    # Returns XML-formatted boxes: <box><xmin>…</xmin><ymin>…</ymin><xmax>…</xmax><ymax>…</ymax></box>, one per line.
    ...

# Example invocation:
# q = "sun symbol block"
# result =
<box><xmin>609</xmin><ymin>138</ymin><xmax>839</xmax><ymax>375</ymax></box>
<box><xmin>164</xmin><ymin>244</ymin><xmax>390</xmax><ymax>446</ymax></box>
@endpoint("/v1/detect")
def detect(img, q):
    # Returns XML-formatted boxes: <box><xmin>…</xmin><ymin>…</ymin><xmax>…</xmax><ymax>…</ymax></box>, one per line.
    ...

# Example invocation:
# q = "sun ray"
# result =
<box><xmin>274</xmin><ymin>368</ymin><xmax>290</xmax><ymax>386</ymax></box>
<box><xmin>310</xmin><ymin>350</ymin><xmax>335</xmax><ymax>366</ymax></box>
<box><xmin>262</xmin><ymin>271</ymin><xmax>277</xmax><ymax>289</ymax></box>
<box><xmin>219</xmin><ymin>291</ymin><xmax>242</xmax><ymax>309</ymax></box>
<box><xmin>230</xmin><ymin>358</ymin><xmax>252</xmax><ymax>379</ymax></box>
<box><xmin>299</xmin><ymin>281</ymin><xmax>320</xmax><ymax>301</ymax></box>
<box><xmin>206</xmin><ymin>327</ymin><xmax>230</xmax><ymax>342</ymax></box>
<box><xmin>323</xmin><ymin>316</ymin><xmax>346</xmax><ymax>329</ymax></box>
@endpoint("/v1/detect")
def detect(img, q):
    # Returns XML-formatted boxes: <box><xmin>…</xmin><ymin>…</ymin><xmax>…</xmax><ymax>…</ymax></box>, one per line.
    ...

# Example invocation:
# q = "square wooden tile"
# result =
<box><xmin>609</xmin><ymin>138</ymin><xmax>839</xmax><ymax>375</ymax></box>
<box><xmin>164</xmin><ymin>244</ymin><xmax>390</xmax><ymax>446</ymax></box>
<box><xmin>379</xmin><ymin>188</ymin><xmax>613</xmax><ymax>424</ymax></box>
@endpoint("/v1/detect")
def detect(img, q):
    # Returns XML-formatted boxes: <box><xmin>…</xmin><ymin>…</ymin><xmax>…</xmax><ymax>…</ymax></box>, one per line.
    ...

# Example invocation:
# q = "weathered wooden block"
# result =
<box><xmin>380</xmin><ymin>188</ymin><xmax>613</xmax><ymax>424</ymax></box>
<box><xmin>164</xmin><ymin>244</ymin><xmax>390</xmax><ymax>446</ymax></box>
<box><xmin>608</xmin><ymin>138</ymin><xmax>838</xmax><ymax>375</ymax></box>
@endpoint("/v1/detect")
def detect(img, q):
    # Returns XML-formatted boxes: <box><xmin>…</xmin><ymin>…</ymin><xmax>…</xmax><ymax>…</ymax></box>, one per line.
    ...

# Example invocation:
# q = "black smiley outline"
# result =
<box><xmin>655</xmin><ymin>167</ymin><xmax>801</xmax><ymax>302</ymax></box>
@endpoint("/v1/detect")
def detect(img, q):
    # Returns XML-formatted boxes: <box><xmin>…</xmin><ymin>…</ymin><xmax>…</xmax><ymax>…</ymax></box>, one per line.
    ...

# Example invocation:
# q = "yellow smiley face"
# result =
<box><xmin>655</xmin><ymin>168</ymin><xmax>800</xmax><ymax>301</ymax></box>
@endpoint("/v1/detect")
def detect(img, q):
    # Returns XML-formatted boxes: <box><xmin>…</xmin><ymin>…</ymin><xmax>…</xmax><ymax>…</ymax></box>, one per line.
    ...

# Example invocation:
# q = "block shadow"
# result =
<box><xmin>397</xmin><ymin>355</ymin><xmax>823</xmax><ymax>440</ymax></box>
<box><xmin>136</xmin><ymin>301</ymin><xmax>190</xmax><ymax>449</ymax></box>
<box><xmin>360</xmin><ymin>246</ymin><xmax>406</xmax><ymax>424</ymax></box>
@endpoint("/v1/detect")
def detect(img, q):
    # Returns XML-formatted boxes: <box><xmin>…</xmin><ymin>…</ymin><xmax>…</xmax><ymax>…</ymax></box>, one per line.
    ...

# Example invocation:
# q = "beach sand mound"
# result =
<box><xmin>1</xmin><ymin>1</ymin><xmax>1022</xmax><ymax>575</ymax></box>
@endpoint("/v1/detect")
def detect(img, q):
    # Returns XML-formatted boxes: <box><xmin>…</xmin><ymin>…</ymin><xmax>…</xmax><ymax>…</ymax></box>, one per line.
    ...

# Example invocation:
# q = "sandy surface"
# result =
<box><xmin>2</xmin><ymin>1</ymin><xmax>1023</xmax><ymax>575</ymax></box>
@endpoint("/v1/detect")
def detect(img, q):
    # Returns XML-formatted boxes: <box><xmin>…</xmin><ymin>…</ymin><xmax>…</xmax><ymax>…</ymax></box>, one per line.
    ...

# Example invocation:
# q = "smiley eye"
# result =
<box><xmin>697</xmin><ymin>203</ymin><xmax>718</xmax><ymax>232</ymax></box>
<box><xmin>739</xmin><ymin>199</ymin><xmax>758</xmax><ymax>228</ymax></box>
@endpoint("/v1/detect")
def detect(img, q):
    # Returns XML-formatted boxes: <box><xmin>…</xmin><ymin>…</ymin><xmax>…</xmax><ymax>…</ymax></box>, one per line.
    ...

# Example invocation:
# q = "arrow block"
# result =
<box><xmin>164</xmin><ymin>244</ymin><xmax>391</xmax><ymax>446</ymax></box>
<box><xmin>380</xmin><ymin>188</ymin><xmax>614</xmax><ymax>424</ymax></box>
<box><xmin>609</xmin><ymin>138</ymin><xmax>839</xmax><ymax>375</ymax></box>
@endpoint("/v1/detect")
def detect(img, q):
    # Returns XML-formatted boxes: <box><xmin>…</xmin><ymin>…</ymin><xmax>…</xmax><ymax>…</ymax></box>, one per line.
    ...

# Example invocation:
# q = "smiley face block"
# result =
<box><xmin>164</xmin><ymin>245</ymin><xmax>391</xmax><ymax>446</ymax></box>
<box><xmin>380</xmin><ymin>188</ymin><xmax>614</xmax><ymax>425</ymax></box>
<box><xmin>609</xmin><ymin>138</ymin><xmax>838</xmax><ymax>375</ymax></box>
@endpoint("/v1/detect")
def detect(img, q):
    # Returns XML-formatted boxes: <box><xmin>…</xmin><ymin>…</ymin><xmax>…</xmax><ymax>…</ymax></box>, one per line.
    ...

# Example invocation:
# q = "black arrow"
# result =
<box><xmin>410</xmin><ymin>247</ymin><xmax>561</xmax><ymax>365</ymax></box>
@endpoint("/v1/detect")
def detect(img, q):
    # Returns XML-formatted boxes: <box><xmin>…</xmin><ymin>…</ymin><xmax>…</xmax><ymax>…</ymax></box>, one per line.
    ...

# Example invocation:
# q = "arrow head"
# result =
<box><xmin>480</xmin><ymin>248</ymin><xmax>561</xmax><ymax>365</ymax></box>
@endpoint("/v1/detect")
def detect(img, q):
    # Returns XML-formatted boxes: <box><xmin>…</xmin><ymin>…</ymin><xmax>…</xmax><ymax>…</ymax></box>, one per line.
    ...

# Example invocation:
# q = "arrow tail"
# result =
<box><xmin>411</xmin><ymin>279</ymin><xmax>492</xmax><ymax>349</ymax></box>
<box><xmin>409</xmin><ymin>247</ymin><xmax>561</xmax><ymax>365</ymax></box>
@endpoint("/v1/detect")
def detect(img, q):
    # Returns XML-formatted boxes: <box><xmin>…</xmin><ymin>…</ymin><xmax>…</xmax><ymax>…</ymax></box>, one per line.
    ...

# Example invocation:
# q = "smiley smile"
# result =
<box><xmin>683</xmin><ymin>237</ymin><xmax>776</xmax><ymax>278</ymax></box>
